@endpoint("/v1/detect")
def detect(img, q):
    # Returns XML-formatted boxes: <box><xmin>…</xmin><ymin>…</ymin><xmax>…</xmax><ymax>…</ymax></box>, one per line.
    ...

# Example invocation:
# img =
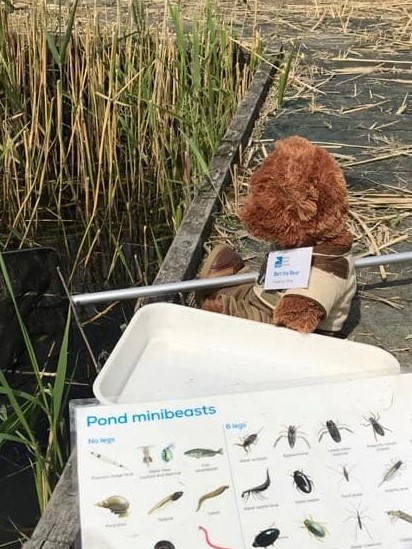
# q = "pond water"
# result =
<box><xmin>0</xmin><ymin>247</ymin><xmax>137</xmax><ymax>546</ymax></box>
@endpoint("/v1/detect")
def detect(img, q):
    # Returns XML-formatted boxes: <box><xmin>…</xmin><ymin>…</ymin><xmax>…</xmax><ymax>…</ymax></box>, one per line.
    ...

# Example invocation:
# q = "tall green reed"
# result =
<box><xmin>277</xmin><ymin>46</ymin><xmax>296</xmax><ymax>109</ymax></box>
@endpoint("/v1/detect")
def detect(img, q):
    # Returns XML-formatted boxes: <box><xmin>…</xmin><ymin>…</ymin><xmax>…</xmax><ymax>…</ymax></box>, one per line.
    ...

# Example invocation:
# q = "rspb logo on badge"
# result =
<box><xmin>274</xmin><ymin>255</ymin><xmax>290</xmax><ymax>269</ymax></box>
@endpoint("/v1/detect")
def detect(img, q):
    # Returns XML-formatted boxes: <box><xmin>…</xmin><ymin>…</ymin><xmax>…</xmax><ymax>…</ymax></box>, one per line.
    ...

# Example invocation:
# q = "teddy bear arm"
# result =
<box><xmin>273</xmin><ymin>295</ymin><xmax>325</xmax><ymax>333</ymax></box>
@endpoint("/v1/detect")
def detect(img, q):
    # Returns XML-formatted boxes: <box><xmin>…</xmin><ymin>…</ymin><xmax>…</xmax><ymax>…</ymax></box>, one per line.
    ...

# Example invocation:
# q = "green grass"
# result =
<box><xmin>277</xmin><ymin>46</ymin><xmax>296</xmax><ymax>110</ymax></box>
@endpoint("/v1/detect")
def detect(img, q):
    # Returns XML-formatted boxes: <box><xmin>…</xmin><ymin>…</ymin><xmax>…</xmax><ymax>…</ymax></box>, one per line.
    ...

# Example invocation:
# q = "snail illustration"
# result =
<box><xmin>95</xmin><ymin>495</ymin><xmax>130</xmax><ymax>518</ymax></box>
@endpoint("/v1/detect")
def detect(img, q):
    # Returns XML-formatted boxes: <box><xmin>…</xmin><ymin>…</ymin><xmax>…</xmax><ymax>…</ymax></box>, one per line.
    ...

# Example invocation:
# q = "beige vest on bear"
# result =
<box><xmin>254</xmin><ymin>244</ymin><xmax>357</xmax><ymax>332</ymax></box>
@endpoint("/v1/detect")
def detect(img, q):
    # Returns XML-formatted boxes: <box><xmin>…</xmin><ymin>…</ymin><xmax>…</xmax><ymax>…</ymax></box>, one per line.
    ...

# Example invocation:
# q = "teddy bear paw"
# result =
<box><xmin>273</xmin><ymin>296</ymin><xmax>324</xmax><ymax>333</ymax></box>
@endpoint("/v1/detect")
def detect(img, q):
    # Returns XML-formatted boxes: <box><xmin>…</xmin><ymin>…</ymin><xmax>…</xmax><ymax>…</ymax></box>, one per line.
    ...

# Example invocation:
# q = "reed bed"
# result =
<box><xmin>0</xmin><ymin>0</ymin><xmax>261</xmax><ymax>289</ymax></box>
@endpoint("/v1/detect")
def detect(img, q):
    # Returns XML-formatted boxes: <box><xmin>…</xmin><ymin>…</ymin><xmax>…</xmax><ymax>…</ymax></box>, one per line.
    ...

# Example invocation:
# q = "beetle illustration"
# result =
<box><xmin>273</xmin><ymin>425</ymin><xmax>310</xmax><ymax>450</ymax></box>
<box><xmin>303</xmin><ymin>517</ymin><xmax>327</xmax><ymax>539</ymax></box>
<box><xmin>293</xmin><ymin>470</ymin><xmax>313</xmax><ymax>494</ymax></box>
<box><xmin>318</xmin><ymin>419</ymin><xmax>353</xmax><ymax>443</ymax></box>
<box><xmin>252</xmin><ymin>527</ymin><xmax>280</xmax><ymax>547</ymax></box>
<box><xmin>362</xmin><ymin>413</ymin><xmax>391</xmax><ymax>441</ymax></box>
<box><xmin>154</xmin><ymin>542</ymin><xmax>175</xmax><ymax>549</ymax></box>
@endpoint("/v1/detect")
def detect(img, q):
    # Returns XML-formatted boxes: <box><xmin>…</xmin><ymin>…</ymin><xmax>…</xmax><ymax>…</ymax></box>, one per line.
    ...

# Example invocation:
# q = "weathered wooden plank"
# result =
<box><xmin>298</xmin><ymin>33</ymin><xmax>355</xmax><ymax>50</ymax></box>
<box><xmin>329</xmin><ymin>69</ymin><xmax>411</xmax><ymax>80</ymax></box>
<box><xmin>23</xmin><ymin>453</ymin><xmax>79</xmax><ymax>549</ymax></box>
<box><xmin>263</xmin><ymin>124</ymin><xmax>412</xmax><ymax>148</ymax></box>
<box><xmin>346</xmin><ymin>170</ymin><xmax>412</xmax><ymax>189</ymax></box>
<box><xmin>307</xmin><ymin>98</ymin><xmax>411</xmax><ymax>113</ymax></box>
<box><xmin>324</xmin><ymin>56</ymin><xmax>412</xmax><ymax>67</ymax></box>
<box><xmin>268</xmin><ymin>110</ymin><xmax>408</xmax><ymax>129</ymax></box>
<box><xmin>297</xmin><ymin>71</ymin><xmax>411</xmax><ymax>91</ymax></box>
<box><xmin>262</xmin><ymin>111</ymin><xmax>410</xmax><ymax>138</ymax></box>
<box><xmin>309</xmin><ymin>85</ymin><xmax>411</xmax><ymax>99</ymax></box>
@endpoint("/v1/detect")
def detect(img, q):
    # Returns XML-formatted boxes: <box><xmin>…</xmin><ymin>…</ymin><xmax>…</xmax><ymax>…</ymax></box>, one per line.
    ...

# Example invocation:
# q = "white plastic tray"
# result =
<box><xmin>93</xmin><ymin>303</ymin><xmax>400</xmax><ymax>404</ymax></box>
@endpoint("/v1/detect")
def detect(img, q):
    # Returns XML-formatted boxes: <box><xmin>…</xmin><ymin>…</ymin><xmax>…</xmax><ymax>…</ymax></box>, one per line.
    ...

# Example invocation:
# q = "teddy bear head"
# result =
<box><xmin>240</xmin><ymin>136</ymin><xmax>352</xmax><ymax>249</ymax></box>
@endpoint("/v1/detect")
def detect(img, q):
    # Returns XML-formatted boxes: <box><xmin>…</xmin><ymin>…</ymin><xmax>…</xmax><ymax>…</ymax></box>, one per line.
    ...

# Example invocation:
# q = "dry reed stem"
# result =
<box><xmin>350</xmin><ymin>210</ymin><xmax>387</xmax><ymax>280</ymax></box>
<box><xmin>332</xmin><ymin>57</ymin><xmax>412</xmax><ymax>64</ymax></box>
<box><xmin>358</xmin><ymin>290</ymin><xmax>404</xmax><ymax>310</ymax></box>
<box><xmin>342</xmin><ymin>148</ymin><xmax>412</xmax><ymax>168</ymax></box>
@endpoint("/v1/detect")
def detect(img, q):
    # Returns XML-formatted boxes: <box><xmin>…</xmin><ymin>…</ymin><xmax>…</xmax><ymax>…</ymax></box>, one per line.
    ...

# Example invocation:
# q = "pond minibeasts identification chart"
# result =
<box><xmin>74</xmin><ymin>374</ymin><xmax>412</xmax><ymax>549</ymax></box>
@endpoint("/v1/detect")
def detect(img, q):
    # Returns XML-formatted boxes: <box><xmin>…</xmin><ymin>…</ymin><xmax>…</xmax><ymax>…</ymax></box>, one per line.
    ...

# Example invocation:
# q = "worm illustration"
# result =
<box><xmin>199</xmin><ymin>526</ymin><xmax>232</xmax><ymax>549</ymax></box>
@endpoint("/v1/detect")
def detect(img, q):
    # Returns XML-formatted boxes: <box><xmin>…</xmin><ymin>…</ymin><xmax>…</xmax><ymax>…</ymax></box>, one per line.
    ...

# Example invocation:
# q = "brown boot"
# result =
<box><xmin>196</xmin><ymin>244</ymin><xmax>245</xmax><ymax>303</ymax></box>
<box><xmin>199</xmin><ymin>244</ymin><xmax>245</xmax><ymax>279</ymax></box>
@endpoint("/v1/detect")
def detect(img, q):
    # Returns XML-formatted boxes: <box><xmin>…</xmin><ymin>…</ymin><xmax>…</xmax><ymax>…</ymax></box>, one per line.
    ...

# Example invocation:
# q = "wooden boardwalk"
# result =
<box><xmin>227</xmin><ymin>28</ymin><xmax>412</xmax><ymax>369</ymax></box>
<box><xmin>23</xmin><ymin>2</ymin><xmax>412</xmax><ymax>547</ymax></box>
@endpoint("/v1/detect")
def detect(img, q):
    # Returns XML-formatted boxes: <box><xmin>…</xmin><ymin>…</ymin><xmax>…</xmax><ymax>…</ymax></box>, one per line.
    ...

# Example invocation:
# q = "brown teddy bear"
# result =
<box><xmin>197</xmin><ymin>135</ymin><xmax>357</xmax><ymax>335</ymax></box>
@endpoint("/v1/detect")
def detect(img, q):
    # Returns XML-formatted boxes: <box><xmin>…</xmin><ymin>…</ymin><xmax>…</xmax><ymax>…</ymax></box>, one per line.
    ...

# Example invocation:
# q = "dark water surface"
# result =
<box><xmin>0</xmin><ymin>248</ymin><xmax>136</xmax><ymax>546</ymax></box>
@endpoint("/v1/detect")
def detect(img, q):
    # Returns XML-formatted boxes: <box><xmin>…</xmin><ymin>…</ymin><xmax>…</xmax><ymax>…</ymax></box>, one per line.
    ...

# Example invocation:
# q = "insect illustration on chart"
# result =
<box><xmin>318</xmin><ymin>419</ymin><xmax>353</xmax><ymax>443</ymax></box>
<box><xmin>136</xmin><ymin>445</ymin><xmax>154</xmax><ymax>466</ymax></box>
<box><xmin>196</xmin><ymin>484</ymin><xmax>229</xmax><ymax>512</ymax></box>
<box><xmin>378</xmin><ymin>459</ymin><xmax>405</xmax><ymax>487</ymax></box>
<box><xmin>362</xmin><ymin>413</ymin><xmax>392</xmax><ymax>441</ymax></box>
<box><xmin>90</xmin><ymin>451</ymin><xmax>131</xmax><ymax>471</ymax></box>
<box><xmin>344</xmin><ymin>503</ymin><xmax>373</xmax><ymax>540</ymax></box>
<box><xmin>273</xmin><ymin>425</ymin><xmax>310</xmax><ymax>450</ymax></box>
<box><xmin>154</xmin><ymin>541</ymin><xmax>176</xmax><ymax>549</ymax></box>
<box><xmin>340</xmin><ymin>463</ymin><xmax>352</xmax><ymax>483</ymax></box>
<box><xmin>292</xmin><ymin>470</ymin><xmax>313</xmax><ymax>495</ymax></box>
<box><xmin>302</xmin><ymin>517</ymin><xmax>328</xmax><ymax>540</ymax></box>
<box><xmin>148</xmin><ymin>491</ymin><xmax>183</xmax><ymax>514</ymax></box>
<box><xmin>235</xmin><ymin>428</ymin><xmax>263</xmax><ymax>453</ymax></box>
<box><xmin>241</xmin><ymin>469</ymin><xmax>271</xmax><ymax>502</ymax></box>
<box><xmin>95</xmin><ymin>495</ymin><xmax>130</xmax><ymax>518</ymax></box>
<box><xmin>252</xmin><ymin>527</ymin><xmax>280</xmax><ymax>547</ymax></box>
<box><xmin>160</xmin><ymin>444</ymin><xmax>174</xmax><ymax>463</ymax></box>
<box><xmin>330</xmin><ymin>462</ymin><xmax>360</xmax><ymax>489</ymax></box>
<box><xmin>198</xmin><ymin>526</ymin><xmax>233</xmax><ymax>549</ymax></box>
<box><xmin>387</xmin><ymin>509</ymin><xmax>412</xmax><ymax>524</ymax></box>
<box><xmin>184</xmin><ymin>447</ymin><xmax>223</xmax><ymax>459</ymax></box>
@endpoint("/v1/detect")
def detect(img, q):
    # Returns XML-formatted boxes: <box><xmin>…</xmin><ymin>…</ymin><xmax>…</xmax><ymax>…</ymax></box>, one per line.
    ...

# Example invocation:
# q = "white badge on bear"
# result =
<box><xmin>263</xmin><ymin>247</ymin><xmax>313</xmax><ymax>290</ymax></box>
